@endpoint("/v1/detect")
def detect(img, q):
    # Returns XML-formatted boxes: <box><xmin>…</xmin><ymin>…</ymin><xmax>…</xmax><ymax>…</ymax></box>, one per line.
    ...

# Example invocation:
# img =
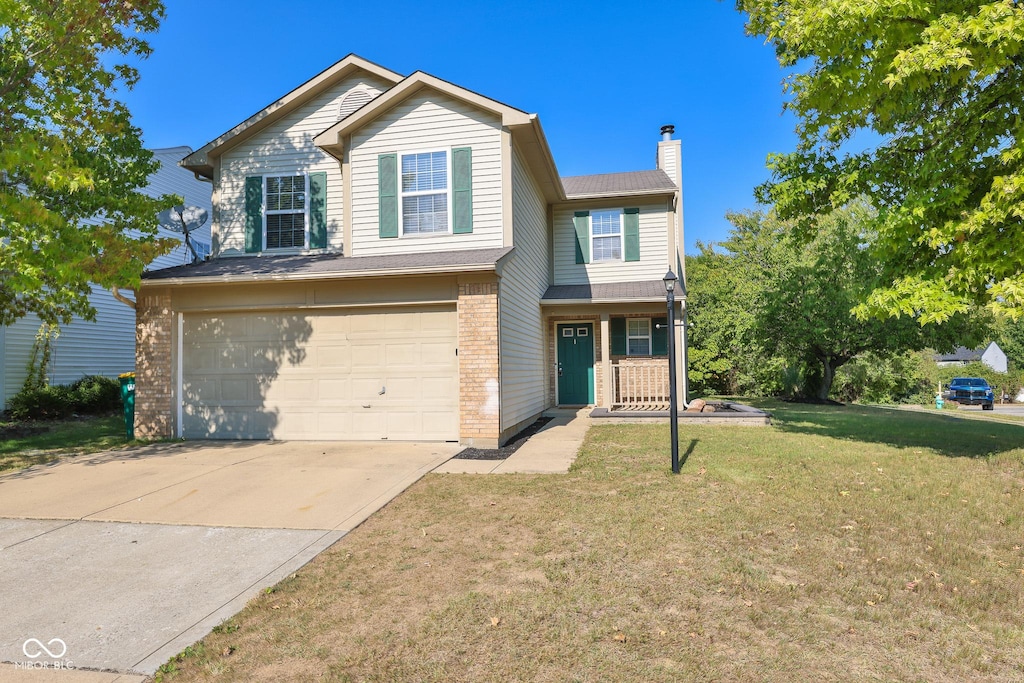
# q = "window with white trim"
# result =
<box><xmin>591</xmin><ymin>209</ymin><xmax>622</xmax><ymax>261</ymax></box>
<box><xmin>400</xmin><ymin>150</ymin><xmax>449</xmax><ymax>235</ymax></box>
<box><xmin>193</xmin><ymin>241</ymin><xmax>211</xmax><ymax>261</ymax></box>
<box><xmin>627</xmin><ymin>318</ymin><xmax>651</xmax><ymax>356</ymax></box>
<box><xmin>264</xmin><ymin>174</ymin><xmax>307</xmax><ymax>249</ymax></box>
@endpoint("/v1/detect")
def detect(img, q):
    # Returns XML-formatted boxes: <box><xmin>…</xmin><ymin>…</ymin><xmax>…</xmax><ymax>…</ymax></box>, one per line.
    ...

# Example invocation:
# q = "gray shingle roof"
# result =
<box><xmin>934</xmin><ymin>345</ymin><xmax>985</xmax><ymax>362</ymax></box>
<box><xmin>561</xmin><ymin>170</ymin><xmax>676</xmax><ymax>198</ymax></box>
<box><xmin>143</xmin><ymin>247</ymin><xmax>513</xmax><ymax>282</ymax></box>
<box><xmin>542</xmin><ymin>280</ymin><xmax>667</xmax><ymax>302</ymax></box>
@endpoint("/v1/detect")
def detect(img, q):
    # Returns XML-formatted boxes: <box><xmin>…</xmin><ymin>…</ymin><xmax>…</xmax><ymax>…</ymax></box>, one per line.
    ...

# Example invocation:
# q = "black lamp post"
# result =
<box><xmin>664</xmin><ymin>270</ymin><xmax>680</xmax><ymax>474</ymax></box>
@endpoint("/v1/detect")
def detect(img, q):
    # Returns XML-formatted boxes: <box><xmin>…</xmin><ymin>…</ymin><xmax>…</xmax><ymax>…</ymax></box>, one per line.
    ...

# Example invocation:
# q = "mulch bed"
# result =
<box><xmin>452</xmin><ymin>417</ymin><xmax>552</xmax><ymax>460</ymax></box>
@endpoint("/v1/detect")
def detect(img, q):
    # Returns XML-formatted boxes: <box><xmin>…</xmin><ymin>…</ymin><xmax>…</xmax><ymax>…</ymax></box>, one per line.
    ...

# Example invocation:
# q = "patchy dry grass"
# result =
<box><xmin>0</xmin><ymin>414</ymin><xmax>126</xmax><ymax>471</ymax></box>
<box><xmin>157</xmin><ymin>401</ymin><xmax>1024</xmax><ymax>682</ymax></box>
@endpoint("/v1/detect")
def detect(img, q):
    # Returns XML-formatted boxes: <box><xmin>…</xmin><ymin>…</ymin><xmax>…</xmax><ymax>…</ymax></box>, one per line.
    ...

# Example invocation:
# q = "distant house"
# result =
<box><xmin>0</xmin><ymin>147</ymin><xmax>213</xmax><ymax>408</ymax></box>
<box><xmin>934</xmin><ymin>342</ymin><xmax>1008</xmax><ymax>373</ymax></box>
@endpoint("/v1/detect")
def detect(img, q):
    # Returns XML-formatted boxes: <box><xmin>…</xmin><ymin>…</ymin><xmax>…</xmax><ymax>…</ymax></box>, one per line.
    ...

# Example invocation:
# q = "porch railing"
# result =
<box><xmin>611</xmin><ymin>361</ymin><xmax>670</xmax><ymax>411</ymax></box>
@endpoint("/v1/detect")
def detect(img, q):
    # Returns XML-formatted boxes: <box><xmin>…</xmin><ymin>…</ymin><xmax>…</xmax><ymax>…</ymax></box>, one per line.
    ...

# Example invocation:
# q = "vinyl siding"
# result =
<box><xmin>349</xmin><ymin>91</ymin><xmax>503</xmax><ymax>256</ymax></box>
<box><xmin>552</xmin><ymin>201</ymin><xmax>671</xmax><ymax>285</ymax></box>
<box><xmin>217</xmin><ymin>75</ymin><xmax>393</xmax><ymax>255</ymax></box>
<box><xmin>1</xmin><ymin>147</ymin><xmax>212</xmax><ymax>407</ymax></box>
<box><xmin>498</xmin><ymin>145</ymin><xmax>550</xmax><ymax>432</ymax></box>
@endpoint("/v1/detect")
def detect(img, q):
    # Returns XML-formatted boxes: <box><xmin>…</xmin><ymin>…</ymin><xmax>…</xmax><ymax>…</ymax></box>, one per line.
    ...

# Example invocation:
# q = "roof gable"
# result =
<box><xmin>314</xmin><ymin>71</ymin><xmax>533</xmax><ymax>154</ymax></box>
<box><xmin>181</xmin><ymin>55</ymin><xmax>403</xmax><ymax>177</ymax></box>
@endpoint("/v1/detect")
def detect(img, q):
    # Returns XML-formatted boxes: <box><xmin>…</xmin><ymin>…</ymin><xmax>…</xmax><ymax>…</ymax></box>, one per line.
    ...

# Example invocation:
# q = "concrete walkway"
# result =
<box><xmin>434</xmin><ymin>409</ymin><xmax>591</xmax><ymax>474</ymax></box>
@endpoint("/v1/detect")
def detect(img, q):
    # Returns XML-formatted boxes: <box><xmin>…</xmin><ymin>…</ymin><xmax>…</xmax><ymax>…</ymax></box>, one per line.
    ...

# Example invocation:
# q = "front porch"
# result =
<box><xmin>541</xmin><ymin>280</ymin><xmax>684</xmax><ymax>413</ymax></box>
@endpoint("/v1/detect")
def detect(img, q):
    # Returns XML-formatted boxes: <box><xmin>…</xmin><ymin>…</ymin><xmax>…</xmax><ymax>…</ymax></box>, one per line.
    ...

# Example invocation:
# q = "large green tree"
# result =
<box><xmin>719</xmin><ymin>206</ymin><xmax>982</xmax><ymax>400</ymax></box>
<box><xmin>739</xmin><ymin>0</ymin><xmax>1024</xmax><ymax>324</ymax></box>
<box><xmin>0</xmin><ymin>0</ymin><xmax>176</xmax><ymax>327</ymax></box>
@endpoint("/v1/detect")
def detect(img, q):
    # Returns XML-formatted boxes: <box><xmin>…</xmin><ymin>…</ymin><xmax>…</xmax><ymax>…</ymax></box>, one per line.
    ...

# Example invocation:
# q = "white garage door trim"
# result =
<box><xmin>177</xmin><ymin>304</ymin><xmax>458</xmax><ymax>441</ymax></box>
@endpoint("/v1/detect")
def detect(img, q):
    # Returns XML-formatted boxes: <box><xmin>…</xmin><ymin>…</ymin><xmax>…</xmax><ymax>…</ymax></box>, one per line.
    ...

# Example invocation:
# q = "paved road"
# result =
<box><xmin>0</xmin><ymin>441</ymin><xmax>457</xmax><ymax>676</ymax></box>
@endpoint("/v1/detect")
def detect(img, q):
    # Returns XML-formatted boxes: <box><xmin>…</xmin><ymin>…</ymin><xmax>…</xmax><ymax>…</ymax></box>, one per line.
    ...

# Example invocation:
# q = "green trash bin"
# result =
<box><xmin>119</xmin><ymin>372</ymin><xmax>136</xmax><ymax>440</ymax></box>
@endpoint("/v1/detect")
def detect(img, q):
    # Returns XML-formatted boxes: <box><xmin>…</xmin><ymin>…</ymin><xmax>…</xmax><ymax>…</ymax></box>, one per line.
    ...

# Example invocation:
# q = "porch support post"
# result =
<box><xmin>600</xmin><ymin>313</ymin><xmax>611</xmax><ymax>409</ymax></box>
<box><xmin>678</xmin><ymin>299</ymin><xmax>687</xmax><ymax>406</ymax></box>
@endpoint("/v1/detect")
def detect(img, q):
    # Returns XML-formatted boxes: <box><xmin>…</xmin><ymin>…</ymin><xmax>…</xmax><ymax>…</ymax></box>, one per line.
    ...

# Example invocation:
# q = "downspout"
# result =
<box><xmin>111</xmin><ymin>286</ymin><xmax>135</xmax><ymax>310</ymax></box>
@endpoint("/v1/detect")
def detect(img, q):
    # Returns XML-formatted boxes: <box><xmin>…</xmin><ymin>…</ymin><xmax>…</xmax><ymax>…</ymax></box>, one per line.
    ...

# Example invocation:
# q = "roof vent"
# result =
<box><xmin>660</xmin><ymin>124</ymin><xmax>675</xmax><ymax>141</ymax></box>
<box><xmin>338</xmin><ymin>89</ymin><xmax>373</xmax><ymax>121</ymax></box>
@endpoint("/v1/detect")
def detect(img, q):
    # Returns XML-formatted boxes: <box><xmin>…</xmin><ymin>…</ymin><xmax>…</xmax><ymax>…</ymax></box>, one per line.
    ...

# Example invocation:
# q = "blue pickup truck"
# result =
<box><xmin>943</xmin><ymin>377</ymin><xmax>995</xmax><ymax>410</ymax></box>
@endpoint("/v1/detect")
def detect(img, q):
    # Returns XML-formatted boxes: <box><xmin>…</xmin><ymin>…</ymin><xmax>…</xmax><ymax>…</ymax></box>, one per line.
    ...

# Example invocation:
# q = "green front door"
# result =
<box><xmin>557</xmin><ymin>323</ymin><xmax>594</xmax><ymax>405</ymax></box>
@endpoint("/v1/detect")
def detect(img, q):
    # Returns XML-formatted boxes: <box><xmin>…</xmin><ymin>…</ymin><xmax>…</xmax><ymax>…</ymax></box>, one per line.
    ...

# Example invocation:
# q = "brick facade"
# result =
<box><xmin>135</xmin><ymin>289</ymin><xmax>175</xmax><ymax>439</ymax></box>
<box><xmin>457</xmin><ymin>280</ymin><xmax>501</xmax><ymax>447</ymax></box>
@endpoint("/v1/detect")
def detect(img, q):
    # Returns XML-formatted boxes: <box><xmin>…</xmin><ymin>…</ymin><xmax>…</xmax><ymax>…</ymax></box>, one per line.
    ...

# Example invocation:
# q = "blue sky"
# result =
<box><xmin>123</xmin><ymin>0</ymin><xmax>797</xmax><ymax>252</ymax></box>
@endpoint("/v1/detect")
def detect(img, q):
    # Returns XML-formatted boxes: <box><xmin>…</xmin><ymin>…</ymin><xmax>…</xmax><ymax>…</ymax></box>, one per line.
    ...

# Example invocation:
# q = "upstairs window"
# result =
<box><xmin>265</xmin><ymin>174</ymin><xmax>307</xmax><ymax>249</ymax></box>
<box><xmin>401</xmin><ymin>151</ymin><xmax>448</xmax><ymax>235</ymax></box>
<box><xmin>590</xmin><ymin>209</ymin><xmax>622</xmax><ymax>261</ymax></box>
<box><xmin>627</xmin><ymin>318</ymin><xmax>652</xmax><ymax>355</ymax></box>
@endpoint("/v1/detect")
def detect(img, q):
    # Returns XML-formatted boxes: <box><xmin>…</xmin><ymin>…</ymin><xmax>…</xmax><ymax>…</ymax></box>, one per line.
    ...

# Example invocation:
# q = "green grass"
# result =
<box><xmin>158</xmin><ymin>400</ymin><xmax>1024</xmax><ymax>682</ymax></box>
<box><xmin>0</xmin><ymin>414</ymin><xmax>129</xmax><ymax>471</ymax></box>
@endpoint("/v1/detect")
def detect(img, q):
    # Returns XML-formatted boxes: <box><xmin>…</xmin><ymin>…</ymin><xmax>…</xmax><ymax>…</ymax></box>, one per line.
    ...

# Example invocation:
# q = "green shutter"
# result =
<box><xmin>378</xmin><ymin>154</ymin><xmax>398</xmax><ymax>238</ymax></box>
<box><xmin>244</xmin><ymin>176</ymin><xmax>263</xmax><ymax>253</ymax></box>
<box><xmin>652</xmin><ymin>317</ymin><xmax>668</xmax><ymax>356</ymax></box>
<box><xmin>309</xmin><ymin>171</ymin><xmax>327</xmax><ymax>249</ymax></box>
<box><xmin>452</xmin><ymin>146</ymin><xmax>473</xmax><ymax>234</ymax></box>
<box><xmin>611</xmin><ymin>317</ymin><xmax>626</xmax><ymax>356</ymax></box>
<box><xmin>624</xmin><ymin>207</ymin><xmax>640</xmax><ymax>262</ymax></box>
<box><xmin>574</xmin><ymin>211</ymin><xmax>590</xmax><ymax>264</ymax></box>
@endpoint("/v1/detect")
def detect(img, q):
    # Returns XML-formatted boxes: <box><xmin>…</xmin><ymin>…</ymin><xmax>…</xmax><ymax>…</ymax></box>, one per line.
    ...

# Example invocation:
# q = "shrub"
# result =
<box><xmin>7</xmin><ymin>386</ymin><xmax>74</xmax><ymax>420</ymax></box>
<box><xmin>67</xmin><ymin>375</ymin><xmax>121</xmax><ymax>413</ymax></box>
<box><xmin>5</xmin><ymin>375</ymin><xmax>123</xmax><ymax>421</ymax></box>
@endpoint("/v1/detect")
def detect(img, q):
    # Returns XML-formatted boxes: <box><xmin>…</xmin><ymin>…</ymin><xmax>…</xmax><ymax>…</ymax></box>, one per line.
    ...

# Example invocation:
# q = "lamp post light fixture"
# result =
<box><xmin>664</xmin><ymin>269</ymin><xmax>680</xmax><ymax>474</ymax></box>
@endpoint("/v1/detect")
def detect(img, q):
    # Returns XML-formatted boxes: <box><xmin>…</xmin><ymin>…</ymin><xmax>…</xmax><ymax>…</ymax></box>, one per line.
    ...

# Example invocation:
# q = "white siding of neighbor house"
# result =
<box><xmin>1</xmin><ymin>147</ymin><xmax>212</xmax><ymax>408</ymax></box>
<box><xmin>349</xmin><ymin>91</ymin><xmax>503</xmax><ymax>257</ymax></box>
<box><xmin>551</xmin><ymin>201</ymin><xmax>671</xmax><ymax>285</ymax></box>
<box><xmin>982</xmin><ymin>342</ymin><xmax>1008</xmax><ymax>373</ymax></box>
<box><xmin>498</xmin><ymin>146</ymin><xmax>551</xmax><ymax>432</ymax></box>
<box><xmin>217</xmin><ymin>74</ymin><xmax>393</xmax><ymax>255</ymax></box>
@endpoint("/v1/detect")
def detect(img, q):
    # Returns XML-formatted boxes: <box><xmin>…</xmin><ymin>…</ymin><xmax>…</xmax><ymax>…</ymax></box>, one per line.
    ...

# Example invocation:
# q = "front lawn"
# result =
<box><xmin>0</xmin><ymin>414</ymin><xmax>128</xmax><ymax>471</ymax></box>
<box><xmin>158</xmin><ymin>401</ymin><xmax>1024</xmax><ymax>682</ymax></box>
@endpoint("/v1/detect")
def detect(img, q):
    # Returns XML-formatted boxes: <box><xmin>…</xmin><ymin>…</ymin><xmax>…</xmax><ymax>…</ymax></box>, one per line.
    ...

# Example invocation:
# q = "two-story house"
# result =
<box><xmin>135</xmin><ymin>55</ymin><xmax>684</xmax><ymax>448</ymax></box>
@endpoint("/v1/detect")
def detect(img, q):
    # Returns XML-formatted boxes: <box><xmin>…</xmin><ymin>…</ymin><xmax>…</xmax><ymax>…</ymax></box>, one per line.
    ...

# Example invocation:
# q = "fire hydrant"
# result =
<box><xmin>935</xmin><ymin>392</ymin><xmax>944</xmax><ymax>410</ymax></box>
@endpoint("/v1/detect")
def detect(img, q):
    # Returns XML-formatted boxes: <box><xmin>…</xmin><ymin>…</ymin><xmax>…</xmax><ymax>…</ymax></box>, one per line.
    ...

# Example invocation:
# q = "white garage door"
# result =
<box><xmin>181</xmin><ymin>306</ymin><xmax>458</xmax><ymax>441</ymax></box>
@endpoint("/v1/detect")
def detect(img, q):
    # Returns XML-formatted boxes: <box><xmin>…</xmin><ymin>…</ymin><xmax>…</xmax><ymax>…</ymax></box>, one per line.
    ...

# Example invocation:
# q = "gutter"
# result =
<box><xmin>139</xmin><ymin>262</ymin><xmax>501</xmax><ymax>288</ymax></box>
<box><xmin>541</xmin><ymin>297</ymin><xmax>665</xmax><ymax>306</ymax></box>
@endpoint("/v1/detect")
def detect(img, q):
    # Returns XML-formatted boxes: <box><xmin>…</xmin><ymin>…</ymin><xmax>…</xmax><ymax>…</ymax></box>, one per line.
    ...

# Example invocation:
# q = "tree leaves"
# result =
<box><xmin>0</xmin><ymin>0</ymin><xmax>175</xmax><ymax>326</ymax></box>
<box><xmin>738</xmin><ymin>0</ymin><xmax>1024</xmax><ymax>322</ymax></box>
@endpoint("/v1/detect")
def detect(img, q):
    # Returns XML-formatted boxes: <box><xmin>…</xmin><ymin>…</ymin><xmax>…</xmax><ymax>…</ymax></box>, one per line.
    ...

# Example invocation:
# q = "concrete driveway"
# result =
<box><xmin>0</xmin><ymin>441</ymin><xmax>458</xmax><ymax>678</ymax></box>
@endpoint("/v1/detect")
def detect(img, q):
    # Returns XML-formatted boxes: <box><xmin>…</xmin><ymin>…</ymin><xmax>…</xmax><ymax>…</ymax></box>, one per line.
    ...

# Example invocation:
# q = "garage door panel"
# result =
<box><xmin>317</xmin><ymin>346</ymin><xmax>352</xmax><ymax>369</ymax></box>
<box><xmin>383</xmin><ymin>343</ymin><xmax>417</xmax><ymax>366</ymax></box>
<box><xmin>350</xmin><ymin>343</ymin><xmax>382</xmax><ymax>367</ymax></box>
<box><xmin>184</xmin><ymin>407</ymin><xmax>273</xmax><ymax>440</ymax></box>
<box><xmin>182</xmin><ymin>307</ymin><xmax>457</xmax><ymax>441</ymax></box>
<box><xmin>318</xmin><ymin>378</ymin><xmax>351</xmax><ymax>400</ymax></box>
<box><xmin>221</xmin><ymin>378</ymin><xmax>253</xmax><ymax>402</ymax></box>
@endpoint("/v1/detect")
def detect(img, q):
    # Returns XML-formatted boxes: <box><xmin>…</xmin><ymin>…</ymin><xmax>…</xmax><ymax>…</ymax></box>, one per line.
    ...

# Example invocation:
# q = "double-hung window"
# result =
<box><xmin>591</xmin><ymin>209</ymin><xmax>622</xmax><ymax>261</ymax></box>
<box><xmin>400</xmin><ymin>150</ymin><xmax>449</xmax><ymax>235</ymax></box>
<box><xmin>264</xmin><ymin>174</ymin><xmax>307</xmax><ymax>249</ymax></box>
<box><xmin>627</xmin><ymin>318</ymin><xmax>652</xmax><ymax>356</ymax></box>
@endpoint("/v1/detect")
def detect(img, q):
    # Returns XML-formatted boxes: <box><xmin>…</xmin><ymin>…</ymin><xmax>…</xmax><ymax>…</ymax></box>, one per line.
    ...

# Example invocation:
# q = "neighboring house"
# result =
<box><xmin>134</xmin><ymin>55</ymin><xmax>684</xmax><ymax>448</ymax></box>
<box><xmin>0</xmin><ymin>147</ymin><xmax>212</xmax><ymax>408</ymax></box>
<box><xmin>935</xmin><ymin>342</ymin><xmax>1008</xmax><ymax>374</ymax></box>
